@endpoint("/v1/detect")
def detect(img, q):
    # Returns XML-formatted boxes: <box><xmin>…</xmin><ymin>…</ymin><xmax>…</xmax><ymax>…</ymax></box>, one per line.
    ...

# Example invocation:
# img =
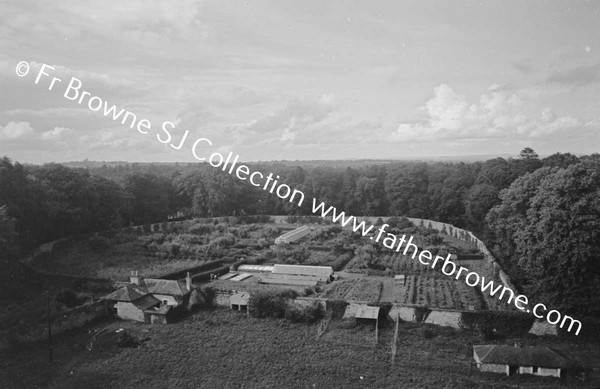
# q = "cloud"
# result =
<box><xmin>391</xmin><ymin>84</ymin><xmax>583</xmax><ymax>142</ymax></box>
<box><xmin>232</xmin><ymin>93</ymin><xmax>337</xmax><ymax>145</ymax></box>
<box><xmin>0</xmin><ymin>121</ymin><xmax>35</xmax><ymax>140</ymax></box>
<box><xmin>0</xmin><ymin>0</ymin><xmax>210</xmax><ymax>48</ymax></box>
<box><xmin>513</xmin><ymin>58</ymin><xmax>534</xmax><ymax>74</ymax></box>
<box><xmin>40</xmin><ymin>126</ymin><xmax>71</xmax><ymax>140</ymax></box>
<box><xmin>547</xmin><ymin>63</ymin><xmax>600</xmax><ymax>85</ymax></box>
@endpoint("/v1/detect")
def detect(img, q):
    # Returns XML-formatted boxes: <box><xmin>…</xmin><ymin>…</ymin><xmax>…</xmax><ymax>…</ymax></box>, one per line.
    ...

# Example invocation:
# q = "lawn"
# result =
<box><xmin>1</xmin><ymin>309</ymin><xmax>598</xmax><ymax>389</ymax></box>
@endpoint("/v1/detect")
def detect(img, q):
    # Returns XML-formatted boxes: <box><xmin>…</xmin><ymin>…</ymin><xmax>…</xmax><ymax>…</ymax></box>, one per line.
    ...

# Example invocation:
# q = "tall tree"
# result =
<box><xmin>487</xmin><ymin>161</ymin><xmax>600</xmax><ymax>315</ymax></box>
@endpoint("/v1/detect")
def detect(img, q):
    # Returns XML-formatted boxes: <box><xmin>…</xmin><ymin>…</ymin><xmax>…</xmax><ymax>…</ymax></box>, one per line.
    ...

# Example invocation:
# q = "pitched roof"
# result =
<box><xmin>231</xmin><ymin>292</ymin><xmax>250</xmax><ymax>305</ymax></box>
<box><xmin>131</xmin><ymin>294</ymin><xmax>161</xmax><ymax>310</ymax></box>
<box><xmin>103</xmin><ymin>284</ymin><xmax>148</xmax><ymax>302</ymax></box>
<box><xmin>355</xmin><ymin>305</ymin><xmax>380</xmax><ymax>320</ymax></box>
<box><xmin>473</xmin><ymin>345</ymin><xmax>569</xmax><ymax>368</ymax></box>
<box><xmin>141</xmin><ymin>278</ymin><xmax>190</xmax><ymax>296</ymax></box>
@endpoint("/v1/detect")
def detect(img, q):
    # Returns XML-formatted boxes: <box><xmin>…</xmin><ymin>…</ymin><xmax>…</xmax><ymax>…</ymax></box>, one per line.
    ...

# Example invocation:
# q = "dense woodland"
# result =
<box><xmin>1</xmin><ymin>148</ymin><xmax>599</xmax><ymax>317</ymax></box>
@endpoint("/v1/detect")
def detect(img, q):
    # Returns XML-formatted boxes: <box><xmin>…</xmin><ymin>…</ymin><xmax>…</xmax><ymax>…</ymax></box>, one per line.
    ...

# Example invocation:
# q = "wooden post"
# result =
<box><xmin>47</xmin><ymin>289</ymin><xmax>53</xmax><ymax>362</ymax></box>
<box><xmin>374</xmin><ymin>316</ymin><xmax>379</xmax><ymax>347</ymax></box>
<box><xmin>391</xmin><ymin>312</ymin><xmax>399</xmax><ymax>364</ymax></box>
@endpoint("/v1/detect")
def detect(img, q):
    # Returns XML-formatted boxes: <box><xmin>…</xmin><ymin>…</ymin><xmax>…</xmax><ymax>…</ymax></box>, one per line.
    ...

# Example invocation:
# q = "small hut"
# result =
<box><xmin>355</xmin><ymin>305</ymin><xmax>380</xmax><ymax>345</ymax></box>
<box><xmin>230</xmin><ymin>292</ymin><xmax>250</xmax><ymax>314</ymax></box>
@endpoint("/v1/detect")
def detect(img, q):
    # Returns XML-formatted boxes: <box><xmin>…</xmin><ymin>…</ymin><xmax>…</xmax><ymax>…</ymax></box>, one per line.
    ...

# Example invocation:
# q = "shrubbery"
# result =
<box><xmin>459</xmin><ymin>311</ymin><xmax>534</xmax><ymax>339</ymax></box>
<box><xmin>249</xmin><ymin>290</ymin><xmax>298</xmax><ymax>319</ymax></box>
<box><xmin>285</xmin><ymin>302</ymin><xmax>324</xmax><ymax>324</ymax></box>
<box><xmin>55</xmin><ymin>288</ymin><xmax>87</xmax><ymax>309</ymax></box>
<box><xmin>248</xmin><ymin>290</ymin><xmax>324</xmax><ymax>324</ymax></box>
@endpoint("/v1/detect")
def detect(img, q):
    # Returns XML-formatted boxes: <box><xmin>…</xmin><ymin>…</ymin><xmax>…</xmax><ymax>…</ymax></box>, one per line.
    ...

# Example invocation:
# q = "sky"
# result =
<box><xmin>0</xmin><ymin>0</ymin><xmax>599</xmax><ymax>163</ymax></box>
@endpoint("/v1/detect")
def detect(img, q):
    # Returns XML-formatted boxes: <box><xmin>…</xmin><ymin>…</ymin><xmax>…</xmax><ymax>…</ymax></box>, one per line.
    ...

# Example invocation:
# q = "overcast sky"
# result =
<box><xmin>0</xmin><ymin>0</ymin><xmax>599</xmax><ymax>163</ymax></box>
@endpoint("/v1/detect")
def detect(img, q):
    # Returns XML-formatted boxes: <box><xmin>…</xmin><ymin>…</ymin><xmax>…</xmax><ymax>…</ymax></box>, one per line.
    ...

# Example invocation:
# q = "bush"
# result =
<box><xmin>285</xmin><ymin>303</ymin><xmax>324</xmax><ymax>324</ymax></box>
<box><xmin>190</xmin><ymin>223</ymin><xmax>215</xmax><ymax>235</ymax></box>
<box><xmin>88</xmin><ymin>236</ymin><xmax>110</xmax><ymax>251</ymax></box>
<box><xmin>420</xmin><ymin>326</ymin><xmax>437</xmax><ymax>339</ymax></box>
<box><xmin>249</xmin><ymin>290</ymin><xmax>298</xmax><ymax>319</ymax></box>
<box><xmin>117</xmin><ymin>331</ymin><xmax>142</xmax><ymax>348</ymax></box>
<box><xmin>459</xmin><ymin>311</ymin><xmax>534</xmax><ymax>338</ymax></box>
<box><xmin>327</xmin><ymin>299</ymin><xmax>349</xmax><ymax>319</ymax></box>
<box><xmin>55</xmin><ymin>288</ymin><xmax>87</xmax><ymax>308</ymax></box>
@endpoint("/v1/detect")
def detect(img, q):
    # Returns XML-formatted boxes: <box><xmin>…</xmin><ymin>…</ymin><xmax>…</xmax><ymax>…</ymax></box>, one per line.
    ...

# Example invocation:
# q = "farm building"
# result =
<box><xmin>129</xmin><ymin>271</ymin><xmax>193</xmax><ymax>307</ymax></box>
<box><xmin>230</xmin><ymin>292</ymin><xmax>250</xmax><ymax>313</ymax></box>
<box><xmin>103</xmin><ymin>284</ymin><xmax>161</xmax><ymax>323</ymax></box>
<box><xmin>355</xmin><ymin>305</ymin><xmax>380</xmax><ymax>326</ymax></box>
<box><xmin>473</xmin><ymin>345</ymin><xmax>569</xmax><ymax>377</ymax></box>
<box><xmin>103</xmin><ymin>271</ymin><xmax>194</xmax><ymax>323</ymax></box>
<box><xmin>274</xmin><ymin>225</ymin><xmax>311</xmax><ymax>244</ymax></box>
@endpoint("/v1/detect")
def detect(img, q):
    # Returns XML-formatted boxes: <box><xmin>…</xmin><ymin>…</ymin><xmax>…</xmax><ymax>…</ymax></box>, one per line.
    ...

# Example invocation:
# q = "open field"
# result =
<box><xmin>1</xmin><ymin>309</ymin><xmax>599</xmax><ymax>388</ymax></box>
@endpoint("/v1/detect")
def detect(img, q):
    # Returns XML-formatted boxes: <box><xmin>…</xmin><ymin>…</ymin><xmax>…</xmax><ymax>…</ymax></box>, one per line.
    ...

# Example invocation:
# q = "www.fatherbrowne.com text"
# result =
<box><xmin>19</xmin><ymin>61</ymin><xmax>583</xmax><ymax>336</ymax></box>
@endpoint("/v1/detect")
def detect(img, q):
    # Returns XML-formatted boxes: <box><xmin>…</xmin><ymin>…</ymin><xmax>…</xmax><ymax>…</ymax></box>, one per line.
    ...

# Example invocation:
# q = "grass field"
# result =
<box><xmin>1</xmin><ymin>309</ymin><xmax>598</xmax><ymax>389</ymax></box>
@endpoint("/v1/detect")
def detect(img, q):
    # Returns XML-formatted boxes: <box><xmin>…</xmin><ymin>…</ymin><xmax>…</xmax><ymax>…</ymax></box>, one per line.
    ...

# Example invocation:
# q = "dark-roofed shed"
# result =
<box><xmin>473</xmin><ymin>345</ymin><xmax>569</xmax><ymax>377</ymax></box>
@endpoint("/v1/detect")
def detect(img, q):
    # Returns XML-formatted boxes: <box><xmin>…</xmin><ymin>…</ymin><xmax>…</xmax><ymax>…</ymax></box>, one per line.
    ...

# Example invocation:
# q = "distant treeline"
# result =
<box><xmin>1</xmin><ymin>148</ymin><xmax>599</xmax><ymax>317</ymax></box>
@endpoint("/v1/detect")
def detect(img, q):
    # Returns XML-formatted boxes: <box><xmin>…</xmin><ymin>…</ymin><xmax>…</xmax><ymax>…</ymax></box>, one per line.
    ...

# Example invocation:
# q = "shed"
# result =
<box><xmin>355</xmin><ymin>305</ymin><xmax>380</xmax><ymax>345</ymax></box>
<box><xmin>394</xmin><ymin>274</ymin><xmax>406</xmax><ymax>286</ymax></box>
<box><xmin>230</xmin><ymin>292</ymin><xmax>250</xmax><ymax>314</ymax></box>
<box><xmin>473</xmin><ymin>345</ymin><xmax>569</xmax><ymax>377</ymax></box>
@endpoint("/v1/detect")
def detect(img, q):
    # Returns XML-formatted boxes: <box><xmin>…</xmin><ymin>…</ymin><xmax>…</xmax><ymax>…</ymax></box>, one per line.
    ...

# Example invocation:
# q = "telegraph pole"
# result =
<box><xmin>47</xmin><ymin>289</ymin><xmax>52</xmax><ymax>362</ymax></box>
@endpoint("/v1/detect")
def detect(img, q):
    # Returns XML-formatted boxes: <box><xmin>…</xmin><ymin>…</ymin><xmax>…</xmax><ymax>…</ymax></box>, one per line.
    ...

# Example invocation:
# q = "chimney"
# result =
<box><xmin>186</xmin><ymin>272</ymin><xmax>192</xmax><ymax>291</ymax></box>
<box><xmin>130</xmin><ymin>270</ymin><xmax>140</xmax><ymax>285</ymax></box>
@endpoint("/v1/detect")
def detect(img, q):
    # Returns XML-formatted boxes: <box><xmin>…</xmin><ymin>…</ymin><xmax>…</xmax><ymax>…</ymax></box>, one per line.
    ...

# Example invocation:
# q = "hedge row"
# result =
<box><xmin>160</xmin><ymin>259</ymin><xmax>225</xmax><ymax>280</ymax></box>
<box><xmin>190</xmin><ymin>265</ymin><xmax>230</xmax><ymax>283</ymax></box>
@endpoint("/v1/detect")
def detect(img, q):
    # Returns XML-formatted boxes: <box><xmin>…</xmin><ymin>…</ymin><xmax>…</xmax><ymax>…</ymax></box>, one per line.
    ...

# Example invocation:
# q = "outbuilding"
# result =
<box><xmin>230</xmin><ymin>292</ymin><xmax>250</xmax><ymax>314</ymax></box>
<box><xmin>473</xmin><ymin>345</ymin><xmax>569</xmax><ymax>377</ymax></box>
<box><xmin>272</xmin><ymin>264</ymin><xmax>334</xmax><ymax>282</ymax></box>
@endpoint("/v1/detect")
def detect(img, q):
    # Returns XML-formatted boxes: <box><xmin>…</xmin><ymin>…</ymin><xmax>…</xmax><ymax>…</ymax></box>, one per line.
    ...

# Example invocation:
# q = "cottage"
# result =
<box><xmin>129</xmin><ymin>271</ymin><xmax>192</xmax><ymax>307</ymax></box>
<box><xmin>103</xmin><ymin>284</ymin><xmax>161</xmax><ymax>322</ymax></box>
<box><xmin>103</xmin><ymin>271</ymin><xmax>194</xmax><ymax>323</ymax></box>
<box><xmin>473</xmin><ymin>345</ymin><xmax>569</xmax><ymax>377</ymax></box>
